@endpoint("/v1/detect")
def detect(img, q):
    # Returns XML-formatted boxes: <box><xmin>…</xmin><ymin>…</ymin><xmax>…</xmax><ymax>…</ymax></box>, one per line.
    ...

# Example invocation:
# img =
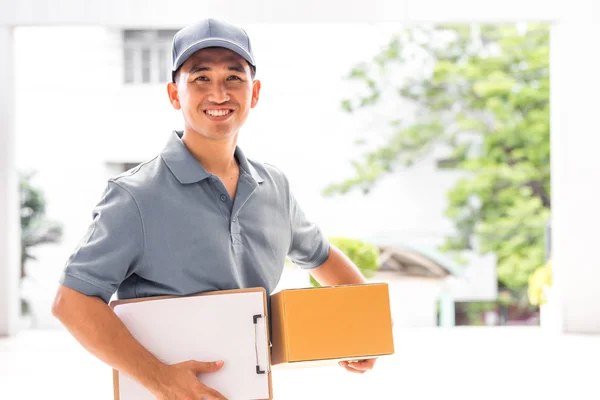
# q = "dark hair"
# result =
<box><xmin>172</xmin><ymin>62</ymin><xmax>256</xmax><ymax>83</ymax></box>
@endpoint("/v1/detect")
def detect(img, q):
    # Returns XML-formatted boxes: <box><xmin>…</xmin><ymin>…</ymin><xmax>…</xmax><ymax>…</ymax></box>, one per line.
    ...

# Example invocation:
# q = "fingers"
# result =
<box><xmin>189</xmin><ymin>360</ymin><xmax>225</xmax><ymax>374</ymax></box>
<box><xmin>348</xmin><ymin>359</ymin><xmax>376</xmax><ymax>371</ymax></box>
<box><xmin>188</xmin><ymin>360</ymin><xmax>227</xmax><ymax>399</ymax></box>
<box><xmin>339</xmin><ymin>361</ymin><xmax>365</xmax><ymax>374</ymax></box>
<box><xmin>202</xmin><ymin>387</ymin><xmax>228</xmax><ymax>400</ymax></box>
<box><xmin>339</xmin><ymin>359</ymin><xmax>376</xmax><ymax>374</ymax></box>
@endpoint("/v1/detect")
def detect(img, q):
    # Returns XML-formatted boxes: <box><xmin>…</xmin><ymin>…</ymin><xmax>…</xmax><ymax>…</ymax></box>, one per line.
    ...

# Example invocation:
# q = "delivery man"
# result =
<box><xmin>52</xmin><ymin>18</ymin><xmax>376</xmax><ymax>400</ymax></box>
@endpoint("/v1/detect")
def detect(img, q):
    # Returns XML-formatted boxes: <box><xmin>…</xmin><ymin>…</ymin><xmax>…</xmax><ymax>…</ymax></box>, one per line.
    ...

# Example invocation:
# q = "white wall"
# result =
<box><xmin>447</xmin><ymin>253</ymin><xmax>497</xmax><ymax>302</ymax></box>
<box><xmin>550</xmin><ymin>20</ymin><xmax>600</xmax><ymax>334</ymax></box>
<box><xmin>0</xmin><ymin>27</ymin><xmax>20</xmax><ymax>336</ymax></box>
<box><xmin>1</xmin><ymin>0</ymin><xmax>562</xmax><ymax>26</ymax></box>
<box><xmin>370</xmin><ymin>272</ymin><xmax>442</xmax><ymax>327</ymax></box>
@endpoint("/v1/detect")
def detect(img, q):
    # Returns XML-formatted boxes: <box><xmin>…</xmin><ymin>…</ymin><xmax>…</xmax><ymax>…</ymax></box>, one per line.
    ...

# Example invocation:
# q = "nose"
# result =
<box><xmin>206</xmin><ymin>81</ymin><xmax>230</xmax><ymax>104</ymax></box>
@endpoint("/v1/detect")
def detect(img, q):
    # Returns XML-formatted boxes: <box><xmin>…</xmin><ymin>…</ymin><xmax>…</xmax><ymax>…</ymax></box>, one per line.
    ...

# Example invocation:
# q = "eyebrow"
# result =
<box><xmin>189</xmin><ymin>63</ymin><xmax>246</xmax><ymax>74</ymax></box>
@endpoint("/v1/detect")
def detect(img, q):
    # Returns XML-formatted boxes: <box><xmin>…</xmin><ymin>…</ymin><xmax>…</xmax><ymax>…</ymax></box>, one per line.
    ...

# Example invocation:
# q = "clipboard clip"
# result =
<box><xmin>253</xmin><ymin>314</ymin><xmax>269</xmax><ymax>375</ymax></box>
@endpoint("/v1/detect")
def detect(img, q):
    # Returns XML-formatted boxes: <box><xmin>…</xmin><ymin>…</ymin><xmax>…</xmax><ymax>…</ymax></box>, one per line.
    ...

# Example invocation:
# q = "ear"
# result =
<box><xmin>167</xmin><ymin>82</ymin><xmax>181</xmax><ymax>110</ymax></box>
<box><xmin>250</xmin><ymin>79</ymin><xmax>261</xmax><ymax>109</ymax></box>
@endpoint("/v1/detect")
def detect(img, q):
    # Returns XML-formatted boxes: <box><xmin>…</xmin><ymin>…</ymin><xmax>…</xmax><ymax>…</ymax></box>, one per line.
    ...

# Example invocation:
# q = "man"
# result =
<box><xmin>52</xmin><ymin>18</ymin><xmax>376</xmax><ymax>400</ymax></box>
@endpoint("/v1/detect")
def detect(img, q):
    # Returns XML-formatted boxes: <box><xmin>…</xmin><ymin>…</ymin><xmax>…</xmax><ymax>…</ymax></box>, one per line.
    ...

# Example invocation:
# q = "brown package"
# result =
<box><xmin>270</xmin><ymin>283</ymin><xmax>395</xmax><ymax>367</ymax></box>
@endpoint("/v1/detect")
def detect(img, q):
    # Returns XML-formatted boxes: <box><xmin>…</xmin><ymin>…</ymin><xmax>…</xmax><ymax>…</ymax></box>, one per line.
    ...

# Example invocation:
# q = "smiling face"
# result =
<box><xmin>167</xmin><ymin>47</ymin><xmax>261</xmax><ymax>142</ymax></box>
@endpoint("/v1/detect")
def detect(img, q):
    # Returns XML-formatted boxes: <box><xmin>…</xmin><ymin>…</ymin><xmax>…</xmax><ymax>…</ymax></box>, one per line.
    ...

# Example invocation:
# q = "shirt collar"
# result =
<box><xmin>235</xmin><ymin>145</ymin><xmax>264</xmax><ymax>184</ymax></box>
<box><xmin>161</xmin><ymin>131</ymin><xmax>264</xmax><ymax>185</ymax></box>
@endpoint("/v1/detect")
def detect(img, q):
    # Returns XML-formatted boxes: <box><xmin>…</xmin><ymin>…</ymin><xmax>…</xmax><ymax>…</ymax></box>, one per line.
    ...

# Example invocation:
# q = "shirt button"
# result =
<box><xmin>220</xmin><ymin>194</ymin><xmax>227</xmax><ymax>202</ymax></box>
<box><xmin>232</xmin><ymin>217</ymin><xmax>237</xmax><ymax>222</ymax></box>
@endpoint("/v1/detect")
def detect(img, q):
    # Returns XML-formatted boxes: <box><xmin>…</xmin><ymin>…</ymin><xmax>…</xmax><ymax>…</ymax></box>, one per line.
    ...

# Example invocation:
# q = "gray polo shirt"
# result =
<box><xmin>60</xmin><ymin>131</ymin><xmax>330</xmax><ymax>303</ymax></box>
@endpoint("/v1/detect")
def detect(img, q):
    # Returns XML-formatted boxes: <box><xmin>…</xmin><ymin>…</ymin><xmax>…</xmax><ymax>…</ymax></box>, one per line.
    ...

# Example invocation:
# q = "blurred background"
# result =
<box><xmin>1</xmin><ymin>1</ymin><xmax>599</xmax><ymax>399</ymax></box>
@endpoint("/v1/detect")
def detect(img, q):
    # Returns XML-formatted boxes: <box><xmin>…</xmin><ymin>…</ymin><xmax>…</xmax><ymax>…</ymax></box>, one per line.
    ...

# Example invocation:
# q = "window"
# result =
<box><xmin>123</xmin><ymin>30</ymin><xmax>179</xmax><ymax>84</ymax></box>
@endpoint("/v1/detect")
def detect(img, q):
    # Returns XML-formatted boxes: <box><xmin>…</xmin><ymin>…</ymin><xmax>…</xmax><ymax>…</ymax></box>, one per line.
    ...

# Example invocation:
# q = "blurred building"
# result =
<box><xmin>10</xmin><ymin>22</ymin><xmax>500</xmax><ymax>330</ymax></box>
<box><xmin>2</xmin><ymin>0</ymin><xmax>600</xmax><ymax>336</ymax></box>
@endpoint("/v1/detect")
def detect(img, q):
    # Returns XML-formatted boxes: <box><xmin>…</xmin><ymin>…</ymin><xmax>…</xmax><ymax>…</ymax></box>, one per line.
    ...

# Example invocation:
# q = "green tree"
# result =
<box><xmin>20</xmin><ymin>172</ymin><xmax>63</xmax><ymax>280</ymax></box>
<box><xmin>310</xmin><ymin>237</ymin><xmax>380</xmax><ymax>287</ymax></box>
<box><xmin>528</xmin><ymin>259</ymin><xmax>552</xmax><ymax>306</ymax></box>
<box><xmin>324</xmin><ymin>24</ymin><xmax>550</xmax><ymax>296</ymax></box>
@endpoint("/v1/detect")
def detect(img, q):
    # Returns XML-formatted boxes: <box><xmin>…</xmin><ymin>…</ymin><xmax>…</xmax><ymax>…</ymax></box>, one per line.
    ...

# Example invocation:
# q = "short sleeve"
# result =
<box><xmin>59</xmin><ymin>181</ymin><xmax>144</xmax><ymax>303</ymax></box>
<box><xmin>287</xmin><ymin>191</ymin><xmax>330</xmax><ymax>269</ymax></box>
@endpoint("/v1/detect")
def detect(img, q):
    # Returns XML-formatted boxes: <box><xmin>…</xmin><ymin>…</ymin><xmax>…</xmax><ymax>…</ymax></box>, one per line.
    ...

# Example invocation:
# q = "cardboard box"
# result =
<box><xmin>270</xmin><ymin>283</ymin><xmax>394</xmax><ymax>367</ymax></box>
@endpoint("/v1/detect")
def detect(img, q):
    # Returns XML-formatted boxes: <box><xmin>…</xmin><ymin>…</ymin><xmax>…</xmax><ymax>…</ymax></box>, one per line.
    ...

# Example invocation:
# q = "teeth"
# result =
<box><xmin>206</xmin><ymin>109</ymin><xmax>231</xmax><ymax>117</ymax></box>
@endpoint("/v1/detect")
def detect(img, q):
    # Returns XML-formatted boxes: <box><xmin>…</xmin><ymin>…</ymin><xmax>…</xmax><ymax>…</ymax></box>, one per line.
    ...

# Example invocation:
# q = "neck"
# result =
<box><xmin>181</xmin><ymin>129</ymin><xmax>239</xmax><ymax>175</ymax></box>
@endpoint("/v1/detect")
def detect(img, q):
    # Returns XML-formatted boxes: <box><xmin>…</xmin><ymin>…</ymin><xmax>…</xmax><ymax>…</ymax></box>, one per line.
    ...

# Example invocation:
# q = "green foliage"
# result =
<box><xmin>310</xmin><ymin>237</ymin><xmax>380</xmax><ymax>287</ymax></box>
<box><xmin>464</xmin><ymin>301</ymin><xmax>497</xmax><ymax>326</ymax></box>
<box><xmin>324</xmin><ymin>24</ymin><xmax>550</xmax><ymax>292</ymax></box>
<box><xmin>528</xmin><ymin>259</ymin><xmax>552</xmax><ymax>306</ymax></box>
<box><xmin>20</xmin><ymin>172</ymin><xmax>63</xmax><ymax>280</ymax></box>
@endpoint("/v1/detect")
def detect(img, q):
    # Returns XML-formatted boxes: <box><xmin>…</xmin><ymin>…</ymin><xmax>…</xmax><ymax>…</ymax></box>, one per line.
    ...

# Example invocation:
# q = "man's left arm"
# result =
<box><xmin>309</xmin><ymin>245</ymin><xmax>377</xmax><ymax>374</ymax></box>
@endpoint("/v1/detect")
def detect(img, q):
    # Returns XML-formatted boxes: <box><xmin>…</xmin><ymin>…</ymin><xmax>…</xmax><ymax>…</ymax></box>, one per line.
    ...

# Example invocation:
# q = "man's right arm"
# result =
<box><xmin>51</xmin><ymin>285</ymin><xmax>227</xmax><ymax>400</ymax></box>
<box><xmin>52</xmin><ymin>285</ymin><xmax>168</xmax><ymax>392</ymax></box>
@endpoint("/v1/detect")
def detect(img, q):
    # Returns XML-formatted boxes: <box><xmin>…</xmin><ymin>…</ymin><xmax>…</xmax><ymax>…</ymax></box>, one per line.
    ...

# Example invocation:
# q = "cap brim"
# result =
<box><xmin>172</xmin><ymin>38</ymin><xmax>256</xmax><ymax>73</ymax></box>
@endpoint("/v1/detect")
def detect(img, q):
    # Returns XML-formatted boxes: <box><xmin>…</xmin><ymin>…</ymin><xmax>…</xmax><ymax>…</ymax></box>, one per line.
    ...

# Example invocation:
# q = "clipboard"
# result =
<box><xmin>109</xmin><ymin>287</ymin><xmax>273</xmax><ymax>400</ymax></box>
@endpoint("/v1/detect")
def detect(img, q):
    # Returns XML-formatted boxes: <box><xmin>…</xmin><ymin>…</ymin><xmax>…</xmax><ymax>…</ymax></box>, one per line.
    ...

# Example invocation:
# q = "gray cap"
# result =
<box><xmin>171</xmin><ymin>18</ymin><xmax>256</xmax><ymax>82</ymax></box>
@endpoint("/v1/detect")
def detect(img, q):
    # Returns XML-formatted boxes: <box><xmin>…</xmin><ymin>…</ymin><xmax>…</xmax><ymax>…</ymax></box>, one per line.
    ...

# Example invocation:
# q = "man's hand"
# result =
<box><xmin>153</xmin><ymin>360</ymin><xmax>228</xmax><ymax>400</ymax></box>
<box><xmin>339</xmin><ymin>358</ymin><xmax>377</xmax><ymax>374</ymax></box>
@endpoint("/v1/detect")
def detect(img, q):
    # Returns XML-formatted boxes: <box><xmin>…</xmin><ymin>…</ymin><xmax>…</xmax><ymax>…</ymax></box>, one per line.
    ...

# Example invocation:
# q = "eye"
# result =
<box><xmin>194</xmin><ymin>76</ymin><xmax>209</xmax><ymax>82</ymax></box>
<box><xmin>227</xmin><ymin>75</ymin><xmax>242</xmax><ymax>81</ymax></box>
